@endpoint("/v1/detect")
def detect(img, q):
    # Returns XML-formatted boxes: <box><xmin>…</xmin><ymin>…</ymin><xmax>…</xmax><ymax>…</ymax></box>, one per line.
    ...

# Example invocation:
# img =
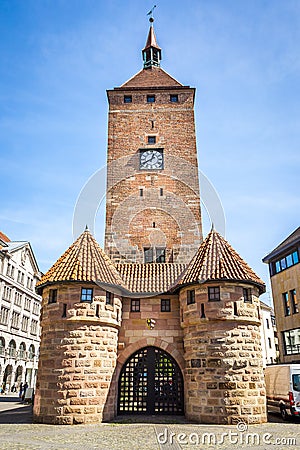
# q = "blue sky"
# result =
<box><xmin>1</xmin><ymin>0</ymin><xmax>299</xmax><ymax>304</ymax></box>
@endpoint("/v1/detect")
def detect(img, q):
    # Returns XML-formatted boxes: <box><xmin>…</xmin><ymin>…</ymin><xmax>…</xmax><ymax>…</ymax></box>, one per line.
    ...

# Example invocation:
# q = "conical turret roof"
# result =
<box><xmin>177</xmin><ymin>229</ymin><xmax>265</xmax><ymax>293</ymax></box>
<box><xmin>37</xmin><ymin>228</ymin><xmax>126</xmax><ymax>288</ymax></box>
<box><xmin>143</xmin><ymin>24</ymin><xmax>161</xmax><ymax>51</ymax></box>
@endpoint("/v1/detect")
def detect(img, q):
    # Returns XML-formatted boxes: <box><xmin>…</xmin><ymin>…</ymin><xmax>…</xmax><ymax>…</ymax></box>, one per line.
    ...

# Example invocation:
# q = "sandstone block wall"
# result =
<box><xmin>33</xmin><ymin>283</ymin><xmax>121</xmax><ymax>424</ymax></box>
<box><xmin>180</xmin><ymin>283</ymin><xmax>267</xmax><ymax>424</ymax></box>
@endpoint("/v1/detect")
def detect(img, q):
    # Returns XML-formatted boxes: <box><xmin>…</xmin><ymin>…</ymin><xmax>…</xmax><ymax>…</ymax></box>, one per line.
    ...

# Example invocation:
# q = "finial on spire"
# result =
<box><xmin>85</xmin><ymin>224</ymin><xmax>89</xmax><ymax>231</ymax></box>
<box><xmin>147</xmin><ymin>5</ymin><xmax>157</xmax><ymax>21</ymax></box>
<box><xmin>142</xmin><ymin>6</ymin><xmax>161</xmax><ymax>69</ymax></box>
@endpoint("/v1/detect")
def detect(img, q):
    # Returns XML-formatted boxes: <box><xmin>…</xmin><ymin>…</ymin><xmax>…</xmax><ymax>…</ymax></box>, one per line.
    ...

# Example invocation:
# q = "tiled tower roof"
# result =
<box><xmin>177</xmin><ymin>229</ymin><xmax>265</xmax><ymax>294</ymax></box>
<box><xmin>37</xmin><ymin>228</ymin><xmax>125</xmax><ymax>288</ymax></box>
<box><xmin>120</xmin><ymin>67</ymin><xmax>183</xmax><ymax>88</ymax></box>
<box><xmin>116</xmin><ymin>263</ymin><xmax>186</xmax><ymax>295</ymax></box>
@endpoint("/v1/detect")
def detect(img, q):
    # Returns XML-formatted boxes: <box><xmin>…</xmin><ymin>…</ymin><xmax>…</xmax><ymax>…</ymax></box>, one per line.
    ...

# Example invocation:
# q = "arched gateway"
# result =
<box><xmin>118</xmin><ymin>346</ymin><xmax>184</xmax><ymax>415</ymax></box>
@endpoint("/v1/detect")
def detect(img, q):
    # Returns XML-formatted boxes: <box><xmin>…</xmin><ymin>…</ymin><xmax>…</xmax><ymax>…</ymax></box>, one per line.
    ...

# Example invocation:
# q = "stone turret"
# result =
<box><xmin>178</xmin><ymin>229</ymin><xmax>267</xmax><ymax>424</ymax></box>
<box><xmin>33</xmin><ymin>228</ymin><xmax>125</xmax><ymax>424</ymax></box>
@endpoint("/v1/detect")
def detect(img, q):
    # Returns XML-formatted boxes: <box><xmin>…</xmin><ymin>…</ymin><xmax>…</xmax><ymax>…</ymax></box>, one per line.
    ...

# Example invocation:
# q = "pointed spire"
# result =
<box><xmin>142</xmin><ymin>18</ymin><xmax>162</xmax><ymax>69</ymax></box>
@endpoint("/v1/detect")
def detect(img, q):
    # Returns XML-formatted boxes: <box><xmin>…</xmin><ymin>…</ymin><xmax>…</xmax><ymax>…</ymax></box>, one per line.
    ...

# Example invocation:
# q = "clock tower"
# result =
<box><xmin>104</xmin><ymin>19</ymin><xmax>202</xmax><ymax>264</ymax></box>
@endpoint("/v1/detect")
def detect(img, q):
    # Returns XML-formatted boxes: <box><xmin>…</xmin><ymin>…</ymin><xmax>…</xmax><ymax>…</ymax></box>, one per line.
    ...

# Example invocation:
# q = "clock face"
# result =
<box><xmin>140</xmin><ymin>150</ymin><xmax>163</xmax><ymax>170</ymax></box>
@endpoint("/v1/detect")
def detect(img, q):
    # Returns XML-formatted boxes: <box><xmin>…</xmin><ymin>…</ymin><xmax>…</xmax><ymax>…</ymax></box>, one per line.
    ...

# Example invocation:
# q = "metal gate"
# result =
<box><xmin>118</xmin><ymin>346</ymin><xmax>184</xmax><ymax>415</ymax></box>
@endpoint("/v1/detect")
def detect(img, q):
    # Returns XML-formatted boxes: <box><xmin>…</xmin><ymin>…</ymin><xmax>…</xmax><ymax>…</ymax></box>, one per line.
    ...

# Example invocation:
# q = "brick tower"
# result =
<box><xmin>104</xmin><ymin>18</ymin><xmax>202</xmax><ymax>264</ymax></box>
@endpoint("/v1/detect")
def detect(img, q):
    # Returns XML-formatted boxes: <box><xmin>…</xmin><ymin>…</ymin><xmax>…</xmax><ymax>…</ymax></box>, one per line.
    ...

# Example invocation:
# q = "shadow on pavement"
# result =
<box><xmin>0</xmin><ymin>395</ymin><xmax>33</xmax><ymax>424</ymax></box>
<box><xmin>0</xmin><ymin>404</ymin><xmax>33</xmax><ymax>424</ymax></box>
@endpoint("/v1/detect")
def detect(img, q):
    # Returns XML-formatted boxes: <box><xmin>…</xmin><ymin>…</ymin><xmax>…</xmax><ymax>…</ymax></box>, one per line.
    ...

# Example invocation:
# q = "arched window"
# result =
<box><xmin>8</xmin><ymin>340</ymin><xmax>16</xmax><ymax>358</ymax></box>
<box><xmin>28</xmin><ymin>345</ymin><xmax>35</xmax><ymax>360</ymax></box>
<box><xmin>0</xmin><ymin>337</ymin><xmax>5</xmax><ymax>356</ymax></box>
<box><xmin>19</xmin><ymin>342</ymin><xmax>26</xmax><ymax>359</ymax></box>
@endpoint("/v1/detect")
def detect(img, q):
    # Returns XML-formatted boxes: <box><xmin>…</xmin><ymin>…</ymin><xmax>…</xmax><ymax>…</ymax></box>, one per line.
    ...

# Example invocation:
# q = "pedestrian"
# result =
<box><xmin>22</xmin><ymin>381</ymin><xmax>28</xmax><ymax>402</ymax></box>
<box><xmin>18</xmin><ymin>382</ymin><xmax>23</xmax><ymax>399</ymax></box>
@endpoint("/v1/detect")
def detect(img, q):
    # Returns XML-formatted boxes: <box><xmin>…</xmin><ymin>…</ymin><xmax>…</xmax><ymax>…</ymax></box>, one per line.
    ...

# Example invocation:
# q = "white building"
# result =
<box><xmin>0</xmin><ymin>231</ymin><xmax>41</xmax><ymax>392</ymax></box>
<box><xmin>260</xmin><ymin>300</ymin><xmax>279</xmax><ymax>366</ymax></box>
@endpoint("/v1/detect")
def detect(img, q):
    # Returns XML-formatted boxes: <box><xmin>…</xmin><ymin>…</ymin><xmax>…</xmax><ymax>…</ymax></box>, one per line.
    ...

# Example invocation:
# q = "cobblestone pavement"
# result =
<box><xmin>0</xmin><ymin>396</ymin><xmax>300</xmax><ymax>450</ymax></box>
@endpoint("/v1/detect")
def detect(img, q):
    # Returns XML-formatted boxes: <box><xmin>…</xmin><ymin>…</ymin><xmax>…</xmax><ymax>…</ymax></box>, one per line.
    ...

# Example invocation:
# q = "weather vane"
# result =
<box><xmin>147</xmin><ymin>4</ymin><xmax>157</xmax><ymax>22</ymax></box>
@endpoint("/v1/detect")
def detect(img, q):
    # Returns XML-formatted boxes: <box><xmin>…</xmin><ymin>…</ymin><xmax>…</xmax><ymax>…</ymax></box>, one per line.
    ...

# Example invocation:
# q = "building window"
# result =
<box><xmin>28</xmin><ymin>344</ymin><xmax>35</xmax><ymax>360</ymax></box>
<box><xmin>144</xmin><ymin>247</ymin><xmax>166</xmax><ymax>263</ymax></box>
<box><xmin>106</xmin><ymin>291</ymin><xmax>114</xmax><ymax>306</ymax></box>
<box><xmin>170</xmin><ymin>94</ymin><xmax>178</xmax><ymax>102</ymax></box>
<box><xmin>0</xmin><ymin>307</ymin><xmax>9</xmax><ymax>325</ymax></box>
<box><xmin>0</xmin><ymin>337</ymin><xmax>5</xmax><ymax>356</ymax></box>
<box><xmin>243</xmin><ymin>288</ymin><xmax>252</xmax><ymax>303</ymax></box>
<box><xmin>11</xmin><ymin>311</ymin><xmax>20</xmax><ymax>329</ymax></box>
<box><xmin>283</xmin><ymin>292</ymin><xmax>291</xmax><ymax>316</ymax></box>
<box><xmin>49</xmin><ymin>289</ymin><xmax>58</xmax><ymax>304</ymax></box>
<box><xmin>31</xmin><ymin>319</ymin><xmax>38</xmax><ymax>335</ymax></box>
<box><xmin>144</xmin><ymin>247</ymin><xmax>154</xmax><ymax>263</ymax></box>
<box><xmin>19</xmin><ymin>342</ymin><xmax>26</xmax><ymax>359</ymax></box>
<box><xmin>161</xmin><ymin>299</ymin><xmax>171</xmax><ymax>312</ymax></box>
<box><xmin>124</xmin><ymin>95</ymin><xmax>132</xmax><ymax>103</ymax></box>
<box><xmin>131</xmin><ymin>299</ymin><xmax>140</xmax><ymax>312</ymax></box>
<box><xmin>268</xmin><ymin>337</ymin><xmax>272</xmax><ymax>349</ymax></box>
<box><xmin>156</xmin><ymin>247</ymin><xmax>166</xmax><ymax>263</ymax></box>
<box><xmin>283</xmin><ymin>328</ymin><xmax>300</xmax><ymax>355</ymax></box>
<box><xmin>24</xmin><ymin>297</ymin><xmax>31</xmax><ymax>311</ymax></box>
<box><xmin>8</xmin><ymin>340</ymin><xmax>16</xmax><ymax>357</ymax></box>
<box><xmin>266</xmin><ymin>318</ymin><xmax>270</xmax><ymax>329</ymax></box>
<box><xmin>273</xmin><ymin>250</ymin><xmax>299</xmax><ymax>275</ymax></box>
<box><xmin>81</xmin><ymin>288</ymin><xmax>93</xmax><ymax>302</ymax></box>
<box><xmin>208</xmin><ymin>286</ymin><xmax>220</xmax><ymax>301</ymax></box>
<box><xmin>290</xmin><ymin>289</ymin><xmax>298</xmax><ymax>314</ymax></box>
<box><xmin>14</xmin><ymin>291</ymin><xmax>22</xmax><ymax>307</ymax></box>
<box><xmin>147</xmin><ymin>94</ymin><xmax>155</xmax><ymax>103</ymax></box>
<box><xmin>148</xmin><ymin>136</ymin><xmax>156</xmax><ymax>144</ymax></box>
<box><xmin>21</xmin><ymin>316</ymin><xmax>29</xmax><ymax>332</ymax></box>
<box><xmin>187</xmin><ymin>289</ymin><xmax>195</xmax><ymax>305</ymax></box>
<box><xmin>3</xmin><ymin>285</ymin><xmax>12</xmax><ymax>301</ymax></box>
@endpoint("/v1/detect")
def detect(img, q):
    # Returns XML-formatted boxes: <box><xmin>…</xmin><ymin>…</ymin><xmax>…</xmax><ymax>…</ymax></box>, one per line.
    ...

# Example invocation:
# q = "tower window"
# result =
<box><xmin>131</xmin><ymin>299</ymin><xmax>140</xmax><ymax>312</ymax></box>
<box><xmin>124</xmin><ymin>95</ymin><xmax>132</xmax><ymax>103</ymax></box>
<box><xmin>139</xmin><ymin>188</ymin><xmax>143</xmax><ymax>197</ymax></box>
<box><xmin>144</xmin><ymin>247</ymin><xmax>166</xmax><ymax>263</ymax></box>
<box><xmin>147</xmin><ymin>95</ymin><xmax>155</xmax><ymax>103</ymax></box>
<box><xmin>144</xmin><ymin>247</ymin><xmax>154</xmax><ymax>263</ymax></box>
<box><xmin>106</xmin><ymin>291</ymin><xmax>114</xmax><ymax>306</ymax></box>
<box><xmin>243</xmin><ymin>288</ymin><xmax>252</xmax><ymax>303</ymax></box>
<box><xmin>187</xmin><ymin>289</ymin><xmax>195</xmax><ymax>305</ymax></box>
<box><xmin>160</xmin><ymin>188</ymin><xmax>163</xmax><ymax>196</ymax></box>
<box><xmin>81</xmin><ymin>288</ymin><xmax>93</xmax><ymax>302</ymax></box>
<box><xmin>49</xmin><ymin>289</ymin><xmax>58</xmax><ymax>304</ymax></box>
<box><xmin>161</xmin><ymin>299</ymin><xmax>171</xmax><ymax>312</ymax></box>
<box><xmin>170</xmin><ymin>94</ymin><xmax>178</xmax><ymax>102</ymax></box>
<box><xmin>200</xmin><ymin>303</ymin><xmax>205</xmax><ymax>318</ymax></box>
<box><xmin>148</xmin><ymin>136</ymin><xmax>156</xmax><ymax>144</ymax></box>
<box><xmin>156</xmin><ymin>248</ymin><xmax>165</xmax><ymax>263</ymax></box>
<box><xmin>208</xmin><ymin>286</ymin><xmax>220</xmax><ymax>301</ymax></box>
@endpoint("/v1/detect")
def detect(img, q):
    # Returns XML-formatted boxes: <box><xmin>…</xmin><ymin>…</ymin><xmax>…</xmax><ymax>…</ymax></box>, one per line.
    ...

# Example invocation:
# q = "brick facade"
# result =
<box><xmin>105</xmin><ymin>73</ymin><xmax>202</xmax><ymax>264</ymax></box>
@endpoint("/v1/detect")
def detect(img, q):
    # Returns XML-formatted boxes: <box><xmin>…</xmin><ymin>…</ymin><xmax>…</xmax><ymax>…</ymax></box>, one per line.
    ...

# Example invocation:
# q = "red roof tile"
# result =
<box><xmin>116</xmin><ymin>263</ymin><xmax>186</xmax><ymax>294</ymax></box>
<box><xmin>177</xmin><ymin>229</ymin><xmax>265</xmax><ymax>294</ymax></box>
<box><xmin>121</xmin><ymin>67</ymin><xmax>183</xmax><ymax>88</ymax></box>
<box><xmin>38</xmin><ymin>228</ymin><xmax>126</xmax><ymax>288</ymax></box>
